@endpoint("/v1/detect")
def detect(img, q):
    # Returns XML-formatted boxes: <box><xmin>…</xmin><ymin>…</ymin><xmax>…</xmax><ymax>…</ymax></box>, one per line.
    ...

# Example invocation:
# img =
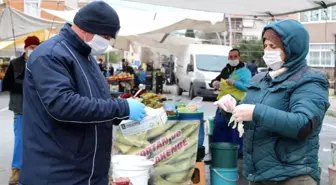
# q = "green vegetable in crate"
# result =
<box><xmin>146</xmin><ymin>121</ymin><xmax>176</xmax><ymax>141</ymax></box>
<box><xmin>115</xmin><ymin>132</ymin><xmax>149</xmax><ymax>147</ymax></box>
<box><xmin>163</xmin><ymin>142</ymin><xmax>197</xmax><ymax>164</ymax></box>
<box><xmin>177</xmin><ymin>105</ymin><xmax>199</xmax><ymax>113</ymax></box>
<box><xmin>115</xmin><ymin>142</ymin><xmax>144</xmax><ymax>154</ymax></box>
<box><xmin>142</xmin><ymin>93</ymin><xmax>157</xmax><ymax>99</ymax></box>
<box><xmin>154</xmin><ymin>159</ymin><xmax>193</xmax><ymax>175</ymax></box>
<box><xmin>153</xmin><ymin>176</ymin><xmax>192</xmax><ymax>185</ymax></box>
<box><xmin>164</xmin><ymin>167</ymin><xmax>194</xmax><ymax>183</ymax></box>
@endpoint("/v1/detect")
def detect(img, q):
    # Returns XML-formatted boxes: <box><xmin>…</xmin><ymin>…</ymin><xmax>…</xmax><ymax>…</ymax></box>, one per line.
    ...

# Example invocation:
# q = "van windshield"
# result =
<box><xmin>195</xmin><ymin>54</ymin><xmax>227</xmax><ymax>72</ymax></box>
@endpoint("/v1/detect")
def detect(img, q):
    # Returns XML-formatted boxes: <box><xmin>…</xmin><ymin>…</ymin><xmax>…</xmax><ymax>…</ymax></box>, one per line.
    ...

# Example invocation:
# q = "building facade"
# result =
<box><xmin>3</xmin><ymin>0</ymin><xmax>65</xmax><ymax>21</ymax></box>
<box><xmin>298</xmin><ymin>7</ymin><xmax>336</xmax><ymax>79</ymax></box>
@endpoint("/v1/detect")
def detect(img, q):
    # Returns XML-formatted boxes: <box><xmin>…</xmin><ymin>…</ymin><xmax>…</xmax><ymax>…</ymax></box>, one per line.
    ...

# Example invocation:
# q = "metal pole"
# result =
<box><xmin>228</xmin><ymin>14</ymin><xmax>233</xmax><ymax>47</ymax></box>
<box><xmin>334</xmin><ymin>34</ymin><xmax>336</xmax><ymax>95</ymax></box>
<box><xmin>48</xmin><ymin>0</ymin><xmax>62</xmax><ymax>39</ymax></box>
<box><xmin>216</xmin><ymin>32</ymin><xmax>223</xmax><ymax>45</ymax></box>
<box><xmin>7</xmin><ymin>3</ymin><xmax>17</xmax><ymax>56</ymax></box>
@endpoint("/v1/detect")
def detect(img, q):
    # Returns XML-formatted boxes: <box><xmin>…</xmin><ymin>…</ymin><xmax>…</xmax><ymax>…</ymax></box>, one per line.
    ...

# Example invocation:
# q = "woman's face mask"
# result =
<box><xmin>263</xmin><ymin>50</ymin><xmax>284</xmax><ymax>70</ymax></box>
<box><xmin>85</xmin><ymin>34</ymin><xmax>110</xmax><ymax>55</ymax></box>
<box><xmin>263</xmin><ymin>40</ymin><xmax>286</xmax><ymax>70</ymax></box>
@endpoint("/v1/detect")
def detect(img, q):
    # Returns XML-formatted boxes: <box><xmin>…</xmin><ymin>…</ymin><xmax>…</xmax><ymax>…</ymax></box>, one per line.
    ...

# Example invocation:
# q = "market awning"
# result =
<box><xmin>124</xmin><ymin>33</ymin><xmax>204</xmax><ymax>55</ymax></box>
<box><xmin>123</xmin><ymin>0</ymin><xmax>336</xmax><ymax>16</ymax></box>
<box><xmin>41</xmin><ymin>6</ymin><xmax>217</xmax><ymax>51</ymax></box>
<box><xmin>0</xmin><ymin>7</ymin><xmax>64</xmax><ymax>41</ymax></box>
<box><xmin>1</xmin><ymin>29</ymin><xmax>58</xmax><ymax>50</ymax></box>
<box><xmin>41</xmin><ymin>4</ymin><xmax>226</xmax><ymax>36</ymax></box>
<box><xmin>0</xmin><ymin>41</ymin><xmax>13</xmax><ymax>50</ymax></box>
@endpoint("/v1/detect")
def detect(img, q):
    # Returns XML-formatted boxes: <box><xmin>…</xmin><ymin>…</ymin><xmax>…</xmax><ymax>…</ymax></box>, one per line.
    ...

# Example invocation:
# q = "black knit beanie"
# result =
<box><xmin>73</xmin><ymin>1</ymin><xmax>120</xmax><ymax>38</ymax></box>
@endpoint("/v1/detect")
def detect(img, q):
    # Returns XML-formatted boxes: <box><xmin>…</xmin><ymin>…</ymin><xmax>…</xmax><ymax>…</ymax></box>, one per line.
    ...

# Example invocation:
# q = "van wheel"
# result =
<box><xmin>189</xmin><ymin>85</ymin><xmax>195</xmax><ymax>100</ymax></box>
<box><xmin>176</xmin><ymin>81</ymin><xmax>183</xmax><ymax>96</ymax></box>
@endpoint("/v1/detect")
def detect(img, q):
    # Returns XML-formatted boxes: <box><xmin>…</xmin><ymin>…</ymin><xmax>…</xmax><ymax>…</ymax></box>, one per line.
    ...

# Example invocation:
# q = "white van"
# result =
<box><xmin>175</xmin><ymin>44</ymin><xmax>232</xmax><ymax>99</ymax></box>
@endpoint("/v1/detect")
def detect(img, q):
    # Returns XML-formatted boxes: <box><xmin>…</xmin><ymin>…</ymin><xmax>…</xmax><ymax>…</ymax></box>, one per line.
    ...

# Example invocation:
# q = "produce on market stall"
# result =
<box><xmin>0</xmin><ymin>72</ymin><xmax>4</xmax><ymax>80</ymax></box>
<box><xmin>112</xmin><ymin>97</ymin><xmax>203</xmax><ymax>185</ymax></box>
<box><xmin>107</xmin><ymin>72</ymin><xmax>134</xmax><ymax>81</ymax></box>
<box><xmin>107</xmin><ymin>73</ymin><xmax>135</xmax><ymax>93</ymax></box>
<box><xmin>134</xmin><ymin>93</ymin><xmax>166</xmax><ymax>109</ymax></box>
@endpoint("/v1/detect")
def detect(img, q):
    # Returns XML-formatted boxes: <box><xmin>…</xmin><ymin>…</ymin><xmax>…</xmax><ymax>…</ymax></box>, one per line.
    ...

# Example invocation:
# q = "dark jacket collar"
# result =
<box><xmin>59</xmin><ymin>23</ymin><xmax>91</xmax><ymax>56</ymax></box>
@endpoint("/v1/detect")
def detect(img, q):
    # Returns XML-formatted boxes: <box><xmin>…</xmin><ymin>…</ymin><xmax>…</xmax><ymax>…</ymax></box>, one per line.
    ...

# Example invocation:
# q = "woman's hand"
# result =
<box><xmin>214</xmin><ymin>94</ymin><xmax>237</xmax><ymax>112</ymax></box>
<box><xmin>233</xmin><ymin>104</ymin><xmax>255</xmax><ymax>122</ymax></box>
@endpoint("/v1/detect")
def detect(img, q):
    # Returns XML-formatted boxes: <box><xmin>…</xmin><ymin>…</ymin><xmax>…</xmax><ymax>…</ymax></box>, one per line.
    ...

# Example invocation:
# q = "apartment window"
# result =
<box><xmin>303</xmin><ymin>12</ymin><xmax>310</xmax><ymax>22</ymax></box>
<box><xmin>300</xmin><ymin>7</ymin><xmax>335</xmax><ymax>23</ymax></box>
<box><xmin>24</xmin><ymin>0</ymin><xmax>40</xmax><ymax>17</ymax></box>
<box><xmin>308</xmin><ymin>44</ymin><xmax>334</xmax><ymax>67</ymax></box>
<box><xmin>321</xmin><ymin>9</ymin><xmax>329</xmax><ymax>20</ymax></box>
<box><xmin>311</xmin><ymin>10</ymin><xmax>320</xmax><ymax>21</ymax></box>
<box><xmin>332</xmin><ymin>6</ymin><xmax>336</xmax><ymax>20</ymax></box>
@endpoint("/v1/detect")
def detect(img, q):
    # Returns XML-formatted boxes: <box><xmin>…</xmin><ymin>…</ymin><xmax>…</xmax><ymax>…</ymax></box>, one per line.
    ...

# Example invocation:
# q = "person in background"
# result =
<box><xmin>160</xmin><ymin>64</ymin><xmax>166</xmax><ymax>74</ymax></box>
<box><xmin>98</xmin><ymin>58</ymin><xmax>107</xmax><ymax>75</ymax></box>
<box><xmin>108</xmin><ymin>63</ymin><xmax>114</xmax><ymax>76</ymax></box>
<box><xmin>2</xmin><ymin>36</ymin><xmax>40</xmax><ymax>185</ymax></box>
<box><xmin>215</xmin><ymin>19</ymin><xmax>329</xmax><ymax>185</ymax></box>
<box><xmin>247</xmin><ymin>59</ymin><xmax>258</xmax><ymax>76</ymax></box>
<box><xmin>122</xmin><ymin>59</ymin><xmax>134</xmax><ymax>75</ymax></box>
<box><xmin>20</xmin><ymin>2</ymin><xmax>145</xmax><ymax>185</ymax></box>
<box><xmin>122</xmin><ymin>59</ymin><xmax>140</xmax><ymax>87</ymax></box>
<box><xmin>138</xmin><ymin>66</ymin><xmax>146</xmax><ymax>84</ymax></box>
<box><xmin>210</xmin><ymin>48</ymin><xmax>251</xmax><ymax>157</ymax></box>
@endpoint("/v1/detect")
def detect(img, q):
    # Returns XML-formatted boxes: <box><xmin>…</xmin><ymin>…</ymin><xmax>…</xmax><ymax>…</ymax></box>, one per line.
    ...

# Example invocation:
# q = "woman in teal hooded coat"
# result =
<box><xmin>215</xmin><ymin>19</ymin><xmax>330</xmax><ymax>185</ymax></box>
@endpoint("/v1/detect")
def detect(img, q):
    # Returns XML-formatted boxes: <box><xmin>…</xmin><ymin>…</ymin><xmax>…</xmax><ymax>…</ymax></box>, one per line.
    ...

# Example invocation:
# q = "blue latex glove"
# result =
<box><xmin>127</xmin><ymin>99</ymin><xmax>146</xmax><ymax>121</ymax></box>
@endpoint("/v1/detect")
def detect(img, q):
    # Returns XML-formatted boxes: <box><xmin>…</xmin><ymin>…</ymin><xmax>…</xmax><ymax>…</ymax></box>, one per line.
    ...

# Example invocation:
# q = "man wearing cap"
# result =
<box><xmin>2</xmin><ymin>36</ymin><xmax>40</xmax><ymax>185</ymax></box>
<box><xmin>20</xmin><ymin>2</ymin><xmax>145</xmax><ymax>185</ymax></box>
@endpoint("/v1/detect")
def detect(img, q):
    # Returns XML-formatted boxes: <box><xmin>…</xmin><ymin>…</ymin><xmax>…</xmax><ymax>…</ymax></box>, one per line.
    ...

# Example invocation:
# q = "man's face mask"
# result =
<box><xmin>25</xmin><ymin>45</ymin><xmax>37</xmax><ymax>58</ymax></box>
<box><xmin>86</xmin><ymin>34</ymin><xmax>111</xmax><ymax>55</ymax></box>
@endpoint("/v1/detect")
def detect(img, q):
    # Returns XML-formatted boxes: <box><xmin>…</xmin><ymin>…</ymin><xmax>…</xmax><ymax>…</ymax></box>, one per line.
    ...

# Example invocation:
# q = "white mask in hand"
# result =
<box><xmin>86</xmin><ymin>34</ymin><xmax>110</xmax><ymax>55</ymax></box>
<box><xmin>263</xmin><ymin>50</ymin><xmax>284</xmax><ymax>70</ymax></box>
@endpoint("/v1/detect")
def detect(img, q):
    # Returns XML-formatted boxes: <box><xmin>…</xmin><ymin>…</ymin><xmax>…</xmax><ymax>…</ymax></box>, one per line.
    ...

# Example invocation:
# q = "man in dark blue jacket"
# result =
<box><xmin>19</xmin><ymin>2</ymin><xmax>145</xmax><ymax>185</ymax></box>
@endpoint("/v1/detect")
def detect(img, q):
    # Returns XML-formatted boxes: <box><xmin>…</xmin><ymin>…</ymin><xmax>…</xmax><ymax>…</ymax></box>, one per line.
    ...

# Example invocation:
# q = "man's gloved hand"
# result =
<box><xmin>212</xmin><ymin>81</ymin><xmax>220</xmax><ymax>89</ymax></box>
<box><xmin>127</xmin><ymin>99</ymin><xmax>145</xmax><ymax>121</ymax></box>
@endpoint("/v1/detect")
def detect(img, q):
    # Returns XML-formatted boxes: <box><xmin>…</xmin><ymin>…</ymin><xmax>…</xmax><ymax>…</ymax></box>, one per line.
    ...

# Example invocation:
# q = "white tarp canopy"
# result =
<box><xmin>42</xmin><ymin>6</ymin><xmax>214</xmax><ymax>51</ymax></box>
<box><xmin>124</xmin><ymin>33</ymin><xmax>204</xmax><ymax>55</ymax></box>
<box><xmin>0</xmin><ymin>7</ymin><xmax>64</xmax><ymax>41</ymax></box>
<box><xmin>42</xmin><ymin>6</ymin><xmax>226</xmax><ymax>35</ymax></box>
<box><xmin>123</xmin><ymin>0</ymin><xmax>336</xmax><ymax>16</ymax></box>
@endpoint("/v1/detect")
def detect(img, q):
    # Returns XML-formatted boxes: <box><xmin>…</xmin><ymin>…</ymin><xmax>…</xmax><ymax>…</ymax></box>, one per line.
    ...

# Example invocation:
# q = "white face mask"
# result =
<box><xmin>263</xmin><ymin>50</ymin><xmax>284</xmax><ymax>70</ymax></box>
<box><xmin>228</xmin><ymin>59</ymin><xmax>239</xmax><ymax>66</ymax></box>
<box><xmin>86</xmin><ymin>34</ymin><xmax>110</xmax><ymax>55</ymax></box>
<box><xmin>26</xmin><ymin>49</ymin><xmax>33</xmax><ymax>58</ymax></box>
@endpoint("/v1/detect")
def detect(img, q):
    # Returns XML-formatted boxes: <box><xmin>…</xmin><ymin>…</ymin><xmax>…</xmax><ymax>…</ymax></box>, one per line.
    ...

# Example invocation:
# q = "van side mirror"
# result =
<box><xmin>187</xmin><ymin>64</ymin><xmax>194</xmax><ymax>72</ymax></box>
